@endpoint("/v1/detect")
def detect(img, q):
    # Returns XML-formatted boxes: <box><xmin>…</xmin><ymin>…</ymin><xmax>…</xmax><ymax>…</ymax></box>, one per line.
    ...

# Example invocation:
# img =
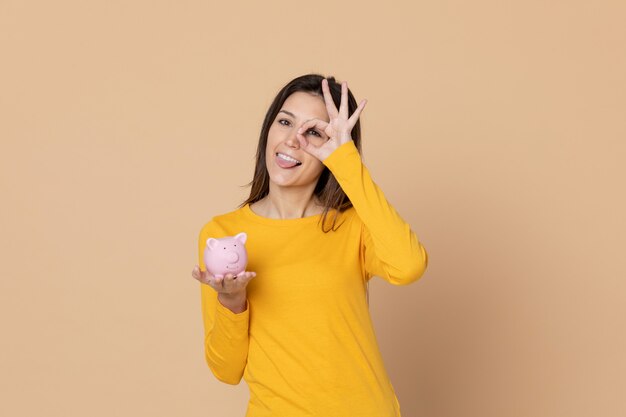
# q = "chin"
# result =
<box><xmin>266</xmin><ymin>164</ymin><xmax>322</xmax><ymax>188</ymax></box>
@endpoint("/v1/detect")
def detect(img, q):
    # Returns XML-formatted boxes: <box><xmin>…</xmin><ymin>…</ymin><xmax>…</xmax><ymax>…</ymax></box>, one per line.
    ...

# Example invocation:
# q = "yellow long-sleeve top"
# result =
<box><xmin>197</xmin><ymin>140</ymin><xmax>428</xmax><ymax>416</ymax></box>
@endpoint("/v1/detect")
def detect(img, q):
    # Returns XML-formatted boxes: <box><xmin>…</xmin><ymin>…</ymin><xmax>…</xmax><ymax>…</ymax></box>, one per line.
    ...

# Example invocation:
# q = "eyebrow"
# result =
<box><xmin>278</xmin><ymin>110</ymin><xmax>296</xmax><ymax>118</ymax></box>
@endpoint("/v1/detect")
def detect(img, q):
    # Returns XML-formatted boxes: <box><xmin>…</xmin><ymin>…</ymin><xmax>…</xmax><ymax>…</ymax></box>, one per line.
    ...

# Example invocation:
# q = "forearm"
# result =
<box><xmin>201</xmin><ymin>284</ymin><xmax>249</xmax><ymax>384</ymax></box>
<box><xmin>205</xmin><ymin>298</ymin><xmax>250</xmax><ymax>384</ymax></box>
<box><xmin>324</xmin><ymin>140</ymin><xmax>428</xmax><ymax>283</ymax></box>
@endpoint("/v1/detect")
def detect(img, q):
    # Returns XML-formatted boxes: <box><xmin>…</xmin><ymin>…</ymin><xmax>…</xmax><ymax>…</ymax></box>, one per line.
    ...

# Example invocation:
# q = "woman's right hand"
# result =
<box><xmin>191</xmin><ymin>265</ymin><xmax>256</xmax><ymax>311</ymax></box>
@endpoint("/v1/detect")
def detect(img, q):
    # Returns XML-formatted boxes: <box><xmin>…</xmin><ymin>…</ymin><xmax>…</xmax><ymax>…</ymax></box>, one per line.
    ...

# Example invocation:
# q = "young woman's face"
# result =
<box><xmin>265</xmin><ymin>91</ymin><xmax>330</xmax><ymax>189</ymax></box>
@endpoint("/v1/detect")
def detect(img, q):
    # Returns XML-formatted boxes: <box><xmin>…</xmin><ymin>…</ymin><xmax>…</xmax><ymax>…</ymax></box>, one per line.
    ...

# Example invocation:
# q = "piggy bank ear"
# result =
<box><xmin>234</xmin><ymin>232</ymin><xmax>247</xmax><ymax>244</ymax></box>
<box><xmin>206</xmin><ymin>238</ymin><xmax>219</xmax><ymax>250</ymax></box>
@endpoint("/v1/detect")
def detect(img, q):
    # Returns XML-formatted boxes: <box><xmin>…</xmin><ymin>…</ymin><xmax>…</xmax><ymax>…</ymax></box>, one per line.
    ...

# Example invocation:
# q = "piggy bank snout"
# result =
<box><xmin>224</xmin><ymin>251</ymin><xmax>239</xmax><ymax>263</ymax></box>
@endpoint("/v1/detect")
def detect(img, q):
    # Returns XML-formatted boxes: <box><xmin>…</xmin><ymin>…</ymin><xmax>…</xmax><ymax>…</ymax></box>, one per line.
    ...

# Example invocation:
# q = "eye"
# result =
<box><xmin>278</xmin><ymin>119</ymin><xmax>322</xmax><ymax>137</ymax></box>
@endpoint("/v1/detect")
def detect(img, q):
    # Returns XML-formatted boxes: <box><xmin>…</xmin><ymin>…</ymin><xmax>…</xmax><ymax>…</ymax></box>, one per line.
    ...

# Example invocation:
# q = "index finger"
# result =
<box><xmin>322</xmin><ymin>78</ymin><xmax>338</xmax><ymax>119</ymax></box>
<box><xmin>339</xmin><ymin>81</ymin><xmax>349</xmax><ymax>118</ymax></box>
<box><xmin>298</xmin><ymin>118</ymin><xmax>329</xmax><ymax>135</ymax></box>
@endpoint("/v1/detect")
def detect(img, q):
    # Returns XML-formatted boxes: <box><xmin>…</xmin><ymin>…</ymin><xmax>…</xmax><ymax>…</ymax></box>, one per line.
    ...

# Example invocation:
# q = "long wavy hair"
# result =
<box><xmin>238</xmin><ymin>73</ymin><xmax>364</xmax><ymax>233</ymax></box>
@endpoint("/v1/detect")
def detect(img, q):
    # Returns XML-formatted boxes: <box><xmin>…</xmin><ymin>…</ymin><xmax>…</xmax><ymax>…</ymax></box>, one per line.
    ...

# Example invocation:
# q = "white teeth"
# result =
<box><xmin>277</xmin><ymin>153</ymin><xmax>301</xmax><ymax>164</ymax></box>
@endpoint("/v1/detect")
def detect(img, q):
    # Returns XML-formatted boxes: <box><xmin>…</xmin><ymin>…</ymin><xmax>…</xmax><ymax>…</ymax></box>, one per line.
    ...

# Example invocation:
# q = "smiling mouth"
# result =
<box><xmin>275</xmin><ymin>152</ymin><xmax>302</xmax><ymax>167</ymax></box>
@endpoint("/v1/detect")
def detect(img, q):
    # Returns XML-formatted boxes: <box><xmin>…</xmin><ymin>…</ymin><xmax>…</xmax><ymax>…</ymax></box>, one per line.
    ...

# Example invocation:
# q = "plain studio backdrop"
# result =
<box><xmin>1</xmin><ymin>1</ymin><xmax>624</xmax><ymax>416</ymax></box>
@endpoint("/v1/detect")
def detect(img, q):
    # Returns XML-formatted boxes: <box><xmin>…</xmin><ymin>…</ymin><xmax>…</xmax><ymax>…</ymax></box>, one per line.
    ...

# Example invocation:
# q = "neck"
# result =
<box><xmin>258</xmin><ymin>184</ymin><xmax>323</xmax><ymax>219</ymax></box>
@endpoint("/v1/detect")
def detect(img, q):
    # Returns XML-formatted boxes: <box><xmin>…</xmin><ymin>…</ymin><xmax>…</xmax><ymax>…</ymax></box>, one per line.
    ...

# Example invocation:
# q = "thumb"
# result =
<box><xmin>296</xmin><ymin>133</ymin><xmax>321</xmax><ymax>160</ymax></box>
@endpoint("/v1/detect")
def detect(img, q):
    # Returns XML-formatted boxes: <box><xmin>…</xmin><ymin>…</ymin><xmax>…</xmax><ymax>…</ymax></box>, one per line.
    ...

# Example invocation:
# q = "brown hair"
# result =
<box><xmin>239</xmin><ymin>73</ymin><xmax>364</xmax><ymax>232</ymax></box>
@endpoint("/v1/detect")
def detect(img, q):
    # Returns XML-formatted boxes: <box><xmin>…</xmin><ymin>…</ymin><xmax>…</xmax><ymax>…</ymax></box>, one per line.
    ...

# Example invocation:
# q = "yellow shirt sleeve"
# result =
<box><xmin>322</xmin><ymin>140</ymin><xmax>428</xmax><ymax>285</ymax></box>
<box><xmin>198</xmin><ymin>223</ymin><xmax>249</xmax><ymax>384</ymax></box>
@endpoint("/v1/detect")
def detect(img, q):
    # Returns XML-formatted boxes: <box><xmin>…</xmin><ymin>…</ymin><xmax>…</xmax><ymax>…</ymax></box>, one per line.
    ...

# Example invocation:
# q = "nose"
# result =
<box><xmin>225</xmin><ymin>252</ymin><xmax>239</xmax><ymax>263</ymax></box>
<box><xmin>285</xmin><ymin>128</ymin><xmax>301</xmax><ymax>149</ymax></box>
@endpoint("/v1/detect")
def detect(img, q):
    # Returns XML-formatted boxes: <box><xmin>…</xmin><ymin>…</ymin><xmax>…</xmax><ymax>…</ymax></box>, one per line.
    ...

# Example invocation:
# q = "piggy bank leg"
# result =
<box><xmin>214</xmin><ymin>274</ymin><xmax>224</xmax><ymax>279</ymax></box>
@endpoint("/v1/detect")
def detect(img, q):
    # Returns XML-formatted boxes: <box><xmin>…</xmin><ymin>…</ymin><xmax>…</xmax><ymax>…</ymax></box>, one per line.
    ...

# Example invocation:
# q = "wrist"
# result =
<box><xmin>217</xmin><ymin>291</ymin><xmax>247</xmax><ymax>313</ymax></box>
<box><xmin>320</xmin><ymin>140</ymin><xmax>351</xmax><ymax>163</ymax></box>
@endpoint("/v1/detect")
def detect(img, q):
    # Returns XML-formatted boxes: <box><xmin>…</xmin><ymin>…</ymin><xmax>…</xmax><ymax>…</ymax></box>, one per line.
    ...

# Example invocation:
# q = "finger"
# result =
<box><xmin>297</xmin><ymin>133</ymin><xmax>327</xmax><ymax>161</ymax></box>
<box><xmin>339</xmin><ymin>81</ymin><xmax>349</xmax><ymax>118</ymax></box>
<box><xmin>296</xmin><ymin>132</ymin><xmax>309</xmax><ymax>150</ymax></box>
<box><xmin>321</xmin><ymin>78</ymin><xmax>338</xmax><ymax>119</ymax></box>
<box><xmin>198</xmin><ymin>274</ymin><xmax>212</xmax><ymax>286</ymax></box>
<box><xmin>225</xmin><ymin>273</ymin><xmax>236</xmax><ymax>286</ymax></box>
<box><xmin>245</xmin><ymin>272</ymin><xmax>257</xmax><ymax>283</ymax></box>
<box><xmin>298</xmin><ymin>118</ymin><xmax>329</xmax><ymax>134</ymax></box>
<box><xmin>230</xmin><ymin>273</ymin><xmax>252</xmax><ymax>288</ymax></box>
<box><xmin>297</xmin><ymin>119</ymin><xmax>330</xmax><ymax>153</ymax></box>
<box><xmin>201</xmin><ymin>269</ymin><xmax>212</xmax><ymax>283</ymax></box>
<box><xmin>348</xmin><ymin>99</ymin><xmax>367</xmax><ymax>127</ymax></box>
<box><xmin>239</xmin><ymin>271</ymin><xmax>255</xmax><ymax>280</ymax></box>
<box><xmin>295</xmin><ymin>128</ymin><xmax>319</xmax><ymax>153</ymax></box>
<box><xmin>192</xmin><ymin>268</ymin><xmax>208</xmax><ymax>283</ymax></box>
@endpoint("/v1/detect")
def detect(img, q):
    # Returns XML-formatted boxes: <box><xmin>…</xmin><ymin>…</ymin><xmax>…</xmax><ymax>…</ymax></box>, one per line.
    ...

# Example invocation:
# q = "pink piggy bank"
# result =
<box><xmin>203</xmin><ymin>232</ymin><xmax>248</xmax><ymax>279</ymax></box>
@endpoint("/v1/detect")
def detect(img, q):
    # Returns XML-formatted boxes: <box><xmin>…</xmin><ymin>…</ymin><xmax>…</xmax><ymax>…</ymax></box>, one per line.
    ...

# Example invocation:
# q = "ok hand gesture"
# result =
<box><xmin>296</xmin><ymin>79</ymin><xmax>367</xmax><ymax>162</ymax></box>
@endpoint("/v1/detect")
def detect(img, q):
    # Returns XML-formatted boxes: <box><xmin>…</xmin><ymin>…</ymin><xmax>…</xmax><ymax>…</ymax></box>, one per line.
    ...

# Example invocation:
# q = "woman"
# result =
<box><xmin>191</xmin><ymin>73</ymin><xmax>428</xmax><ymax>416</ymax></box>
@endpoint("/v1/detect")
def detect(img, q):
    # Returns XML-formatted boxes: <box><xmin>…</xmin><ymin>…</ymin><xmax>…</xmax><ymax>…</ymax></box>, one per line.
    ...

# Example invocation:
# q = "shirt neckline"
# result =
<box><xmin>242</xmin><ymin>202</ymin><xmax>325</xmax><ymax>226</ymax></box>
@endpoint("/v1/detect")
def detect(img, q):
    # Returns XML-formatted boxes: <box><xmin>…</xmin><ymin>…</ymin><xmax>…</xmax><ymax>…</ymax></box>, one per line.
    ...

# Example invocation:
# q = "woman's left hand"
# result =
<box><xmin>296</xmin><ymin>78</ymin><xmax>367</xmax><ymax>162</ymax></box>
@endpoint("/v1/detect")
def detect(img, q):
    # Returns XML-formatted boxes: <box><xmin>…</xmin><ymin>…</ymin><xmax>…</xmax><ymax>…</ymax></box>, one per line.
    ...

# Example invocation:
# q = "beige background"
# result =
<box><xmin>1</xmin><ymin>1</ymin><xmax>624</xmax><ymax>416</ymax></box>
